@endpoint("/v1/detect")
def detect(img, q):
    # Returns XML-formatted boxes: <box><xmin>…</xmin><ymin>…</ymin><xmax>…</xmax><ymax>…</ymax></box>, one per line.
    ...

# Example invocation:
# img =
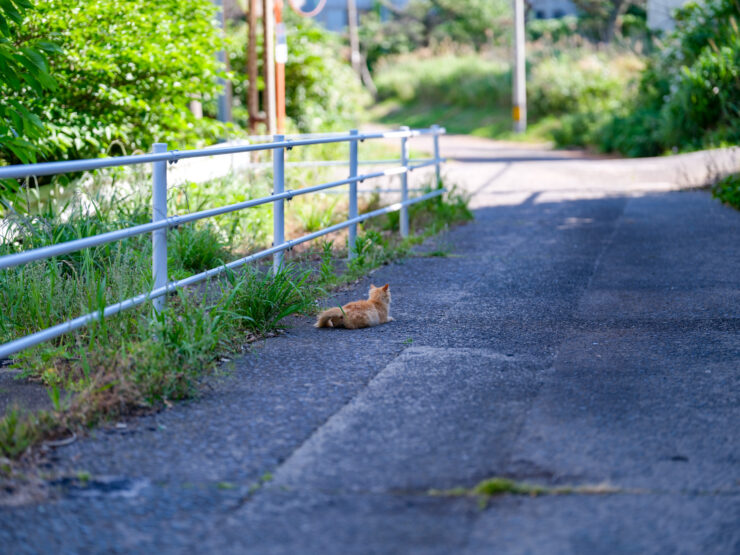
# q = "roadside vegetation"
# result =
<box><xmin>373</xmin><ymin>46</ymin><xmax>644</xmax><ymax>145</ymax></box>
<box><xmin>0</xmin><ymin>161</ymin><xmax>471</xmax><ymax>466</ymax></box>
<box><xmin>369</xmin><ymin>0</ymin><xmax>739</xmax><ymax>157</ymax></box>
<box><xmin>0</xmin><ymin>0</ymin><xmax>369</xmax><ymax>209</ymax></box>
<box><xmin>712</xmin><ymin>173</ymin><xmax>740</xmax><ymax>210</ymax></box>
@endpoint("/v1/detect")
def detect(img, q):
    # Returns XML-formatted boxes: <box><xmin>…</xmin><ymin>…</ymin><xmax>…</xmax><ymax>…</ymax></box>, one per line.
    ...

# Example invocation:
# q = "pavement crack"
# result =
<box><xmin>584</xmin><ymin>196</ymin><xmax>628</xmax><ymax>292</ymax></box>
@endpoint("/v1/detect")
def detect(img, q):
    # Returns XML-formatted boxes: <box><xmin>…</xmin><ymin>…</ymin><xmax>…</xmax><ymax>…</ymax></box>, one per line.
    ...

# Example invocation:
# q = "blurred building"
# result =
<box><xmin>308</xmin><ymin>0</ymin><xmax>408</xmax><ymax>30</ymax></box>
<box><xmin>528</xmin><ymin>0</ymin><xmax>577</xmax><ymax>19</ymax></box>
<box><xmin>646</xmin><ymin>0</ymin><xmax>687</xmax><ymax>31</ymax></box>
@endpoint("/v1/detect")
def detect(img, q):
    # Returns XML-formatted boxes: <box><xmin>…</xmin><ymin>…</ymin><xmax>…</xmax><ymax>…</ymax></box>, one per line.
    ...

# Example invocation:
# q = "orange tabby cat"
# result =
<box><xmin>315</xmin><ymin>283</ymin><xmax>394</xmax><ymax>329</ymax></box>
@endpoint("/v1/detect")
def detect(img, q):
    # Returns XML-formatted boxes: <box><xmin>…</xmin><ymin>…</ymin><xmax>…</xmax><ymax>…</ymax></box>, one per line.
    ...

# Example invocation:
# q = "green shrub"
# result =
<box><xmin>374</xmin><ymin>48</ymin><xmax>643</xmax><ymax>144</ymax></box>
<box><xmin>660</xmin><ymin>38</ymin><xmax>740</xmax><ymax>149</ymax></box>
<box><xmin>712</xmin><ymin>173</ymin><xmax>740</xmax><ymax>209</ymax></box>
<box><xmin>600</xmin><ymin>0</ymin><xmax>740</xmax><ymax>155</ymax></box>
<box><xmin>529</xmin><ymin>52</ymin><xmax>639</xmax><ymax>117</ymax></box>
<box><xmin>375</xmin><ymin>54</ymin><xmax>510</xmax><ymax>106</ymax></box>
<box><xmin>526</xmin><ymin>16</ymin><xmax>580</xmax><ymax>43</ymax></box>
<box><xmin>4</xmin><ymin>0</ymin><xmax>229</xmax><ymax>164</ymax></box>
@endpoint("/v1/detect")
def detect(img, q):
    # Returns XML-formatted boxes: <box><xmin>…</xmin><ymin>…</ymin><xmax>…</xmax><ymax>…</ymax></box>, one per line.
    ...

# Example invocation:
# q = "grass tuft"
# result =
<box><xmin>430</xmin><ymin>476</ymin><xmax>625</xmax><ymax>509</ymax></box>
<box><xmin>224</xmin><ymin>264</ymin><xmax>317</xmax><ymax>334</ymax></box>
<box><xmin>168</xmin><ymin>223</ymin><xmax>228</xmax><ymax>277</ymax></box>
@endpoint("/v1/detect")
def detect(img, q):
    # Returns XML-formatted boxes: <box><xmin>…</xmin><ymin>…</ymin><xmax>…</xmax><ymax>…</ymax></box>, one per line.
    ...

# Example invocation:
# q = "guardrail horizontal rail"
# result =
<box><xmin>0</xmin><ymin>188</ymin><xmax>445</xmax><ymax>359</ymax></box>
<box><xmin>0</xmin><ymin>126</ymin><xmax>447</xmax><ymax>359</ymax></box>
<box><xmin>0</xmin><ymin>165</ymin><xmax>417</xmax><ymax>271</ymax></box>
<box><xmin>0</xmin><ymin>128</ymin><xmax>443</xmax><ymax>180</ymax></box>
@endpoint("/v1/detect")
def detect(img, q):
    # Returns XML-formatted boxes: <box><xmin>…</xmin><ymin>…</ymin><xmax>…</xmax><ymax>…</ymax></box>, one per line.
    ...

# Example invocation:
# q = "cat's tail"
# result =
<box><xmin>315</xmin><ymin>307</ymin><xmax>344</xmax><ymax>328</ymax></box>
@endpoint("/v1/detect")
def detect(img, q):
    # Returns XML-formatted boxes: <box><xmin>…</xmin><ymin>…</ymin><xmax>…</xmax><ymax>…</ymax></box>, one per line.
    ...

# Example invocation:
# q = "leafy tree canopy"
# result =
<box><xmin>0</xmin><ymin>0</ymin><xmax>59</xmax><ymax>165</ymax></box>
<box><xmin>3</xmin><ymin>0</ymin><xmax>230</xmax><ymax>167</ymax></box>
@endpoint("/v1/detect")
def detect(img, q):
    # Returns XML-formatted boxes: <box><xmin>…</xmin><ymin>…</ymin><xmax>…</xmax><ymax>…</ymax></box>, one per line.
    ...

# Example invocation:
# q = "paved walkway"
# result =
<box><xmin>1</xmin><ymin>138</ymin><xmax>739</xmax><ymax>553</ymax></box>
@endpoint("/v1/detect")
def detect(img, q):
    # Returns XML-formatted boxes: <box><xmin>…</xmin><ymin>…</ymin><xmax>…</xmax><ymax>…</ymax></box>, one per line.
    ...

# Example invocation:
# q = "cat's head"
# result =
<box><xmin>369</xmin><ymin>283</ymin><xmax>391</xmax><ymax>304</ymax></box>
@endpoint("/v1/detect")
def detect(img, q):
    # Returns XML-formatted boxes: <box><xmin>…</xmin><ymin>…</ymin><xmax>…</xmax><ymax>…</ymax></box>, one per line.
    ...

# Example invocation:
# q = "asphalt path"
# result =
<box><xmin>1</xmin><ymin>137</ymin><xmax>739</xmax><ymax>554</ymax></box>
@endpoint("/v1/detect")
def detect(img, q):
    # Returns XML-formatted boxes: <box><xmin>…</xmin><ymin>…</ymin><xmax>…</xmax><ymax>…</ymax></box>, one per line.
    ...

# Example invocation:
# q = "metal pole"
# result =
<box><xmin>347</xmin><ymin>0</ymin><xmax>361</xmax><ymax>76</ymax></box>
<box><xmin>263</xmin><ymin>0</ymin><xmax>277</xmax><ymax>135</ymax></box>
<box><xmin>400</xmin><ymin>126</ymin><xmax>409</xmax><ymax>237</ymax></box>
<box><xmin>512</xmin><ymin>0</ymin><xmax>527</xmax><ymax>133</ymax></box>
<box><xmin>247</xmin><ymin>0</ymin><xmax>260</xmax><ymax>133</ymax></box>
<box><xmin>215</xmin><ymin>0</ymin><xmax>232</xmax><ymax>124</ymax></box>
<box><xmin>348</xmin><ymin>129</ymin><xmax>359</xmax><ymax>259</ymax></box>
<box><xmin>431</xmin><ymin>124</ymin><xmax>441</xmax><ymax>187</ymax></box>
<box><xmin>152</xmin><ymin>143</ymin><xmax>168</xmax><ymax>313</ymax></box>
<box><xmin>272</xmin><ymin>134</ymin><xmax>285</xmax><ymax>273</ymax></box>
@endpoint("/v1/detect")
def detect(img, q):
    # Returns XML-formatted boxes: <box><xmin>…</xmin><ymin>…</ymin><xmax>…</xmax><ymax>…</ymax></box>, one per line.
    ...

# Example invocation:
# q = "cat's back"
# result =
<box><xmin>342</xmin><ymin>299</ymin><xmax>380</xmax><ymax>329</ymax></box>
<box><xmin>343</xmin><ymin>299</ymin><xmax>375</xmax><ymax>313</ymax></box>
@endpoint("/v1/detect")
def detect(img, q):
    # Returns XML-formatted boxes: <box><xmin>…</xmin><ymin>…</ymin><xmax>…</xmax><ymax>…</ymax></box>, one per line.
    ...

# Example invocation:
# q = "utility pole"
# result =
<box><xmin>347</xmin><ymin>0</ymin><xmax>361</xmax><ymax>76</ymax></box>
<box><xmin>512</xmin><ymin>0</ymin><xmax>526</xmax><ymax>133</ymax></box>
<box><xmin>216</xmin><ymin>0</ymin><xmax>232</xmax><ymax>124</ymax></box>
<box><xmin>263</xmin><ymin>0</ymin><xmax>277</xmax><ymax>135</ymax></box>
<box><xmin>247</xmin><ymin>0</ymin><xmax>260</xmax><ymax>133</ymax></box>
<box><xmin>275</xmin><ymin>0</ymin><xmax>287</xmax><ymax>133</ymax></box>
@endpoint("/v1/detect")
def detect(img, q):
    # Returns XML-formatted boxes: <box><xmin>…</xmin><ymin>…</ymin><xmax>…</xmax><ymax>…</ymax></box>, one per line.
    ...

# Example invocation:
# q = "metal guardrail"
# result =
<box><xmin>0</xmin><ymin>125</ymin><xmax>445</xmax><ymax>359</ymax></box>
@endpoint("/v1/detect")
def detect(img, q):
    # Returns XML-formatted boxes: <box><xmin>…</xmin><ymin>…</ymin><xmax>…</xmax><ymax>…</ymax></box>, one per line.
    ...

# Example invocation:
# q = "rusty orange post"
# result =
<box><xmin>275</xmin><ymin>0</ymin><xmax>287</xmax><ymax>133</ymax></box>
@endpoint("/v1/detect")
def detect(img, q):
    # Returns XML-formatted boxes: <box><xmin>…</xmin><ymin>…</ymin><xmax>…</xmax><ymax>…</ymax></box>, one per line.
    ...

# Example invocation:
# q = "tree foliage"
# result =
<box><xmin>3</xmin><ymin>0</ymin><xmax>230</xmax><ymax>166</ymax></box>
<box><xmin>0</xmin><ymin>0</ymin><xmax>58</xmax><ymax>162</ymax></box>
<box><xmin>0</xmin><ymin>0</ymin><xmax>60</xmax><ymax>205</ymax></box>
<box><xmin>360</xmin><ymin>0</ymin><xmax>511</xmax><ymax>69</ymax></box>
<box><xmin>600</xmin><ymin>0</ymin><xmax>740</xmax><ymax>155</ymax></box>
<box><xmin>571</xmin><ymin>0</ymin><xmax>646</xmax><ymax>42</ymax></box>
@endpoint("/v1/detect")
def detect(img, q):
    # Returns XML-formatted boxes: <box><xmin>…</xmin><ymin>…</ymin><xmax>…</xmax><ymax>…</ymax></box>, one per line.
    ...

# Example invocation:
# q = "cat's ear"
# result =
<box><xmin>370</xmin><ymin>284</ymin><xmax>376</xmax><ymax>289</ymax></box>
<box><xmin>382</xmin><ymin>284</ymin><xmax>389</xmax><ymax>291</ymax></box>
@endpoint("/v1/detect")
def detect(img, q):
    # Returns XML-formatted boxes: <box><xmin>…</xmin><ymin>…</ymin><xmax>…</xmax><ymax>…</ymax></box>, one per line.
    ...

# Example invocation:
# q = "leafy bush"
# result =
<box><xmin>526</xmin><ymin>16</ymin><xmax>580</xmax><ymax>43</ymax></box>
<box><xmin>529</xmin><ymin>52</ymin><xmax>640</xmax><ymax>117</ymax></box>
<box><xmin>5</xmin><ymin>0</ymin><xmax>230</xmax><ymax>165</ymax></box>
<box><xmin>374</xmin><ymin>48</ymin><xmax>643</xmax><ymax>144</ymax></box>
<box><xmin>0</xmin><ymin>0</ymin><xmax>60</xmax><ymax>206</ymax></box>
<box><xmin>712</xmin><ymin>173</ymin><xmax>740</xmax><ymax>209</ymax></box>
<box><xmin>375</xmin><ymin>54</ymin><xmax>510</xmax><ymax>106</ymax></box>
<box><xmin>601</xmin><ymin>0</ymin><xmax>740</xmax><ymax>155</ymax></box>
<box><xmin>0</xmin><ymin>1</ymin><xmax>58</xmax><ymax>164</ymax></box>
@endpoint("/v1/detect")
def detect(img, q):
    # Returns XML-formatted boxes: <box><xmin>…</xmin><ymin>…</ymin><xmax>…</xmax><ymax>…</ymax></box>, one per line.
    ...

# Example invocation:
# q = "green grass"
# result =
<box><xmin>371</xmin><ymin>49</ymin><xmax>644</xmax><ymax>148</ymax></box>
<box><xmin>372</xmin><ymin>100</ymin><xmax>558</xmax><ymax>143</ymax></box>
<box><xmin>223</xmin><ymin>264</ymin><xmax>316</xmax><ymax>334</ymax></box>
<box><xmin>430</xmin><ymin>476</ymin><xmax>624</xmax><ymax>508</ymax></box>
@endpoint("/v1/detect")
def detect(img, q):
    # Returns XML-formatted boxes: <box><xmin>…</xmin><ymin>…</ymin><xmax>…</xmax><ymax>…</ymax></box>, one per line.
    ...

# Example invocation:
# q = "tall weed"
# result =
<box><xmin>224</xmin><ymin>265</ymin><xmax>315</xmax><ymax>334</ymax></box>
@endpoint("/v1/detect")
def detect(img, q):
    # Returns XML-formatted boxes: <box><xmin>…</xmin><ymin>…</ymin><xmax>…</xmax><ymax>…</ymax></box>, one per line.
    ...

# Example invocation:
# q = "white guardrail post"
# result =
<box><xmin>273</xmin><ymin>134</ymin><xmax>285</xmax><ymax>274</ymax></box>
<box><xmin>348</xmin><ymin>129</ymin><xmax>359</xmax><ymax>260</ymax></box>
<box><xmin>431</xmin><ymin>124</ymin><xmax>441</xmax><ymax>187</ymax></box>
<box><xmin>152</xmin><ymin>143</ymin><xmax>168</xmax><ymax>313</ymax></box>
<box><xmin>400</xmin><ymin>126</ymin><xmax>410</xmax><ymax>237</ymax></box>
